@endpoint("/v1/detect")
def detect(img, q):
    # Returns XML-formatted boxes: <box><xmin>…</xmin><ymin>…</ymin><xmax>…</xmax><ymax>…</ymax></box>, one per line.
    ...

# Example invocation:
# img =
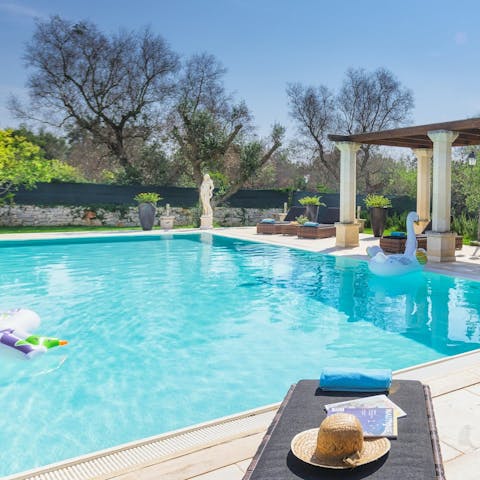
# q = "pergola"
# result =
<box><xmin>328</xmin><ymin>118</ymin><xmax>480</xmax><ymax>262</ymax></box>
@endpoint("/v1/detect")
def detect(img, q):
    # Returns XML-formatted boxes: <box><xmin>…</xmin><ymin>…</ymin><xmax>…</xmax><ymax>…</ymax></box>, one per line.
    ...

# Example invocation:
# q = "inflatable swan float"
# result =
<box><xmin>0</xmin><ymin>309</ymin><xmax>68</xmax><ymax>359</ymax></box>
<box><xmin>366</xmin><ymin>211</ymin><xmax>427</xmax><ymax>277</ymax></box>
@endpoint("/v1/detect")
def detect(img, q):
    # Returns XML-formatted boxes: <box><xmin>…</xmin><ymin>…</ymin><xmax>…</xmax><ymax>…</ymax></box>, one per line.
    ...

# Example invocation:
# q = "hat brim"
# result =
<box><xmin>291</xmin><ymin>428</ymin><xmax>390</xmax><ymax>469</ymax></box>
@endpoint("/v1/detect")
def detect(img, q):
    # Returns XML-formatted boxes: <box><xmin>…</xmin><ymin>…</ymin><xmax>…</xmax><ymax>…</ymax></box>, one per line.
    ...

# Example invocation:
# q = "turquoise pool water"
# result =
<box><xmin>1</xmin><ymin>233</ymin><xmax>479</xmax><ymax>476</ymax></box>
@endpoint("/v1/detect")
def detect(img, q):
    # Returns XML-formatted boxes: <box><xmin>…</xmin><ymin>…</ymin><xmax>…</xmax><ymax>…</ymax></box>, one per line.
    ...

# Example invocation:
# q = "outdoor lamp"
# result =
<box><xmin>467</xmin><ymin>151</ymin><xmax>477</xmax><ymax>166</ymax></box>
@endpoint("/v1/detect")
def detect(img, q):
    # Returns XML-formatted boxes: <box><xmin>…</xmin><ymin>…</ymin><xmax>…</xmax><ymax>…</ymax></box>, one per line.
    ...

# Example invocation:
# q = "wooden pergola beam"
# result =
<box><xmin>328</xmin><ymin>117</ymin><xmax>480</xmax><ymax>148</ymax></box>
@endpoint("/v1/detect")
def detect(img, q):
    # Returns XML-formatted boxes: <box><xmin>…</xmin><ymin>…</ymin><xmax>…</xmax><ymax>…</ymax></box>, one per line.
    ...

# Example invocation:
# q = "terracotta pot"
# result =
<box><xmin>138</xmin><ymin>203</ymin><xmax>156</xmax><ymax>230</ymax></box>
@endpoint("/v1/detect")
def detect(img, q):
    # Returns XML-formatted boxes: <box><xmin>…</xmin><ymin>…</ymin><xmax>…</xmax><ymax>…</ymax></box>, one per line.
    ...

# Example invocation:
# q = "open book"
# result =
<box><xmin>325</xmin><ymin>394</ymin><xmax>407</xmax><ymax>418</ymax></box>
<box><xmin>327</xmin><ymin>407</ymin><xmax>397</xmax><ymax>438</ymax></box>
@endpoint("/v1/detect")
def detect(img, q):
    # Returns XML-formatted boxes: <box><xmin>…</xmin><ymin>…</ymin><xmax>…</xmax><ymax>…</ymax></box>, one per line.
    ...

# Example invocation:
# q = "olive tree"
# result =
<box><xmin>10</xmin><ymin>16</ymin><xmax>179</xmax><ymax>180</ymax></box>
<box><xmin>169</xmin><ymin>53</ymin><xmax>284</xmax><ymax>203</ymax></box>
<box><xmin>287</xmin><ymin>68</ymin><xmax>414</xmax><ymax>192</ymax></box>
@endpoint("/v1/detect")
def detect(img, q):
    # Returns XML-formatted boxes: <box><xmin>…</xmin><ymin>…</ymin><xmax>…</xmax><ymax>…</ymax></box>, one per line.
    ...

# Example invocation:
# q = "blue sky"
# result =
<box><xmin>1</xmin><ymin>0</ymin><xmax>479</xmax><ymax>139</ymax></box>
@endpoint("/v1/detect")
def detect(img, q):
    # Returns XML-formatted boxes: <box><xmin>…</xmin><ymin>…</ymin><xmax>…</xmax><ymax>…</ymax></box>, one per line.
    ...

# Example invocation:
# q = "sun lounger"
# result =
<box><xmin>256</xmin><ymin>207</ymin><xmax>306</xmax><ymax>235</ymax></box>
<box><xmin>297</xmin><ymin>224</ymin><xmax>336</xmax><ymax>239</ymax></box>
<box><xmin>380</xmin><ymin>234</ymin><xmax>462</xmax><ymax>253</ymax></box>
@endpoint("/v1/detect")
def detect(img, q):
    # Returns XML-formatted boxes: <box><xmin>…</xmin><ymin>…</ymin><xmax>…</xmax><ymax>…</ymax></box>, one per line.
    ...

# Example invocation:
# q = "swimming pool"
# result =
<box><xmin>1</xmin><ymin>233</ymin><xmax>479</xmax><ymax>476</ymax></box>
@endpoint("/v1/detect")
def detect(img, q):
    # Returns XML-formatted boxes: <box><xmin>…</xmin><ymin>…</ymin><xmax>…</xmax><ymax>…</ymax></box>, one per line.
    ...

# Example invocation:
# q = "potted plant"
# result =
<box><xmin>364</xmin><ymin>194</ymin><xmax>392</xmax><ymax>237</ymax></box>
<box><xmin>299</xmin><ymin>195</ymin><xmax>326</xmax><ymax>222</ymax></box>
<box><xmin>134</xmin><ymin>192</ymin><xmax>162</xmax><ymax>231</ymax></box>
<box><xmin>295</xmin><ymin>215</ymin><xmax>310</xmax><ymax>225</ymax></box>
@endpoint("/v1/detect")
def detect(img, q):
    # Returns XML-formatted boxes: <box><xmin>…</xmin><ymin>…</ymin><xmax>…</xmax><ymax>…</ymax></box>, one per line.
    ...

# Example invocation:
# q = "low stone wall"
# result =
<box><xmin>0</xmin><ymin>204</ymin><xmax>283</xmax><ymax>228</ymax></box>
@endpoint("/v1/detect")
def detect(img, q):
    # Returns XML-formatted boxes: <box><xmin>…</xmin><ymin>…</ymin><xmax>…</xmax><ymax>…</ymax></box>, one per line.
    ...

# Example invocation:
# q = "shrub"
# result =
<box><xmin>451</xmin><ymin>213</ymin><xmax>477</xmax><ymax>242</ymax></box>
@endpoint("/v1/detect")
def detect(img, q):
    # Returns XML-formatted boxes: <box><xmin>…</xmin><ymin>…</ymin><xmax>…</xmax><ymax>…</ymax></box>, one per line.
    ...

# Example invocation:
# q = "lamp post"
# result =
<box><xmin>466</xmin><ymin>151</ymin><xmax>480</xmax><ymax>244</ymax></box>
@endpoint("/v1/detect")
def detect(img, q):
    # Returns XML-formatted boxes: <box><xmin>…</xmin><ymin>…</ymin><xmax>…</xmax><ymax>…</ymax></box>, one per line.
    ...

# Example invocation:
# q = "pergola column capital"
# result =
<box><xmin>335</xmin><ymin>141</ymin><xmax>361</xmax><ymax>154</ymax></box>
<box><xmin>427</xmin><ymin>130</ymin><xmax>459</xmax><ymax>144</ymax></box>
<box><xmin>411</xmin><ymin>148</ymin><xmax>433</xmax><ymax>160</ymax></box>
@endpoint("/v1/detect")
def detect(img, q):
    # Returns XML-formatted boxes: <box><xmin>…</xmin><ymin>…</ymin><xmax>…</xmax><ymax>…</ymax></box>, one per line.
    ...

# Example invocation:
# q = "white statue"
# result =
<box><xmin>200</xmin><ymin>173</ymin><xmax>214</xmax><ymax>217</ymax></box>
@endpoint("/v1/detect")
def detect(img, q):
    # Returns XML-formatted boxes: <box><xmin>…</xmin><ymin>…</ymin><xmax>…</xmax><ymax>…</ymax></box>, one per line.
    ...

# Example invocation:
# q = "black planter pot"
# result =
<box><xmin>305</xmin><ymin>205</ymin><xmax>319</xmax><ymax>222</ymax></box>
<box><xmin>370</xmin><ymin>207</ymin><xmax>388</xmax><ymax>237</ymax></box>
<box><xmin>138</xmin><ymin>202</ymin><xmax>156</xmax><ymax>231</ymax></box>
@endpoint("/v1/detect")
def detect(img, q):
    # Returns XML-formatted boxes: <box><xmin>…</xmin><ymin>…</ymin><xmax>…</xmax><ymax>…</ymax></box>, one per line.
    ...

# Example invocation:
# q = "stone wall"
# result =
<box><xmin>0</xmin><ymin>204</ymin><xmax>283</xmax><ymax>228</ymax></box>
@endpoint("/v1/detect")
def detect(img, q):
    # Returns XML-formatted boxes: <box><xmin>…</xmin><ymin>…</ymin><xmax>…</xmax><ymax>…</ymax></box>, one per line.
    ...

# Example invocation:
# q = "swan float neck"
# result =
<box><xmin>404</xmin><ymin>211</ymin><xmax>419</xmax><ymax>257</ymax></box>
<box><xmin>367</xmin><ymin>211</ymin><xmax>425</xmax><ymax>277</ymax></box>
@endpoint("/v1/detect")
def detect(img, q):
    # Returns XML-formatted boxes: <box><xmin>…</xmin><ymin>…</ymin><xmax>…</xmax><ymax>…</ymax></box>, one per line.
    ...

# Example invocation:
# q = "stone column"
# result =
<box><xmin>412</xmin><ymin>148</ymin><xmax>433</xmax><ymax>235</ymax></box>
<box><xmin>335</xmin><ymin>141</ymin><xmax>361</xmax><ymax>247</ymax></box>
<box><xmin>426</xmin><ymin>130</ymin><xmax>458</xmax><ymax>262</ymax></box>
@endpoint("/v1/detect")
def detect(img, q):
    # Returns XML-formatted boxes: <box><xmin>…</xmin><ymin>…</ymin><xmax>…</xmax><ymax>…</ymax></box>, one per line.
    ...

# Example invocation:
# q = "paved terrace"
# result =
<box><xmin>3</xmin><ymin>228</ymin><xmax>480</xmax><ymax>480</ymax></box>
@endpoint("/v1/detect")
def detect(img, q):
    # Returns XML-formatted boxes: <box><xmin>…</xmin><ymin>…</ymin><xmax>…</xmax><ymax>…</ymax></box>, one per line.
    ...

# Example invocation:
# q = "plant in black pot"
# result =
<box><xmin>134</xmin><ymin>192</ymin><xmax>162</xmax><ymax>231</ymax></box>
<box><xmin>299</xmin><ymin>195</ymin><xmax>326</xmax><ymax>222</ymax></box>
<box><xmin>364</xmin><ymin>194</ymin><xmax>392</xmax><ymax>237</ymax></box>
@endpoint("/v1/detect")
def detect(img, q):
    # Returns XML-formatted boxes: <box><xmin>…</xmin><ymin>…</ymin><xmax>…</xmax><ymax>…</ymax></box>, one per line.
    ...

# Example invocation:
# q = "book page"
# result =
<box><xmin>328</xmin><ymin>407</ymin><xmax>397</xmax><ymax>438</ymax></box>
<box><xmin>324</xmin><ymin>394</ymin><xmax>407</xmax><ymax>418</ymax></box>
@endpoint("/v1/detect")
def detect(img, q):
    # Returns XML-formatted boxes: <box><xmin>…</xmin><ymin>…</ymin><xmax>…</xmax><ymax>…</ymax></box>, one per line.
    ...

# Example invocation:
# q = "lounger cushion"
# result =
<box><xmin>260</xmin><ymin>218</ymin><xmax>276</xmax><ymax>224</ymax></box>
<box><xmin>303</xmin><ymin>221</ymin><xmax>319</xmax><ymax>227</ymax></box>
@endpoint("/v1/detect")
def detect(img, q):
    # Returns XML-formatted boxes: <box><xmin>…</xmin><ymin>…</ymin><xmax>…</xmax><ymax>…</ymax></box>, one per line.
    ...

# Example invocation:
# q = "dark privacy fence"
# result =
<box><xmin>13</xmin><ymin>183</ymin><xmax>290</xmax><ymax>209</ymax></box>
<box><xmin>293</xmin><ymin>192</ymin><xmax>416</xmax><ymax>216</ymax></box>
<box><xmin>13</xmin><ymin>183</ymin><xmax>416</xmax><ymax>213</ymax></box>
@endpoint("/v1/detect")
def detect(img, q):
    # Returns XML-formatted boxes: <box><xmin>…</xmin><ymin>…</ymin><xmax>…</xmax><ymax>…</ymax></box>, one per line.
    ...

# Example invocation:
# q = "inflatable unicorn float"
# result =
<box><xmin>366</xmin><ymin>211</ymin><xmax>427</xmax><ymax>277</ymax></box>
<box><xmin>0</xmin><ymin>308</ymin><xmax>68</xmax><ymax>359</ymax></box>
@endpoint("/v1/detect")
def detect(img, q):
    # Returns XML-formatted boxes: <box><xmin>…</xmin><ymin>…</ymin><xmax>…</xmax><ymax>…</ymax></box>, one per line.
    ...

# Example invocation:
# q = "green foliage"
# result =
<box><xmin>0</xmin><ymin>129</ymin><xmax>84</xmax><ymax>201</ymax></box>
<box><xmin>133</xmin><ymin>192</ymin><xmax>162</xmax><ymax>204</ymax></box>
<box><xmin>316</xmin><ymin>183</ymin><xmax>335</xmax><ymax>193</ymax></box>
<box><xmin>48</xmin><ymin>159</ymin><xmax>85</xmax><ymax>182</ymax></box>
<box><xmin>299</xmin><ymin>195</ymin><xmax>325</xmax><ymax>206</ymax></box>
<box><xmin>208</xmin><ymin>171</ymin><xmax>229</xmax><ymax>197</ymax></box>
<box><xmin>364</xmin><ymin>194</ymin><xmax>392</xmax><ymax>208</ymax></box>
<box><xmin>382</xmin><ymin>160</ymin><xmax>417</xmax><ymax>197</ymax></box>
<box><xmin>385</xmin><ymin>210</ymin><xmax>408</xmax><ymax>230</ymax></box>
<box><xmin>295</xmin><ymin>215</ymin><xmax>309</xmax><ymax>225</ymax></box>
<box><xmin>451</xmin><ymin>213</ymin><xmax>477</xmax><ymax>242</ymax></box>
<box><xmin>12</xmin><ymin>126</ymin><xmax>70</xmax><ymax>160</ymax></box>
<box><xmin>240</xmin><ymin>142</ymin><xmax>263</xmax><ymax>179</ymax></box>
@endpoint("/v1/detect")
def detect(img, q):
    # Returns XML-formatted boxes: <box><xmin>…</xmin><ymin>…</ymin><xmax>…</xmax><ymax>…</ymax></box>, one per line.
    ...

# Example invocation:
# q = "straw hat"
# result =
<box><xmin>291</xmin><ymin>413</ymin><xmax>390</xmax><ymax>469</ymax></box>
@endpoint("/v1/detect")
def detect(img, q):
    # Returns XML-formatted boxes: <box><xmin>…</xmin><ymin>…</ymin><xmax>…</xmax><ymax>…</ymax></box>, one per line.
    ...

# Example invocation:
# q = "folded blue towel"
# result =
<box><xmin>303</xmin><ymin>221</ymin><xmax>319</xmax><ymax>227</ymax></box>
<box><xmin>260</xmin><ymin>218</ymin><xmax>276</xmax><ymax>224</ymax></box>
<box><xmin>319</xmin><ymin>367</ymin><xmax>392</xmax><ymax>392</ymax></box>
<box><xmin>391</xmin><ymin>231</ymin><xmax>406</xmax><ymax>237</ymax></box>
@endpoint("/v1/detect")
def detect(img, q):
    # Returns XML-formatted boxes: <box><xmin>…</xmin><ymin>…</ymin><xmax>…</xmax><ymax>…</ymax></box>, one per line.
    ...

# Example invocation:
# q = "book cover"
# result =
<box><xmin>324</xmin><ymin>394</ymin><xmax>407</xmax><ymax>418</ymax></box>
<box><xmin>327</xmin><ymin>407</ymin><xmax>397</xmax><ymax>438</ymax></box>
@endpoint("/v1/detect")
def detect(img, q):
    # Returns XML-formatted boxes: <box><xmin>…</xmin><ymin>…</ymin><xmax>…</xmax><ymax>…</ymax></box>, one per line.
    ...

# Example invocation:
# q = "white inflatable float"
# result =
<box><xmin>367</xmin><ymin>211</ymin><xmax>427</xmax><ymax>277</ymax></box>
<box><xmin>0</xmin><ymin>309</ymin><xmax>67</xmax><ymax>359</ymax></box>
